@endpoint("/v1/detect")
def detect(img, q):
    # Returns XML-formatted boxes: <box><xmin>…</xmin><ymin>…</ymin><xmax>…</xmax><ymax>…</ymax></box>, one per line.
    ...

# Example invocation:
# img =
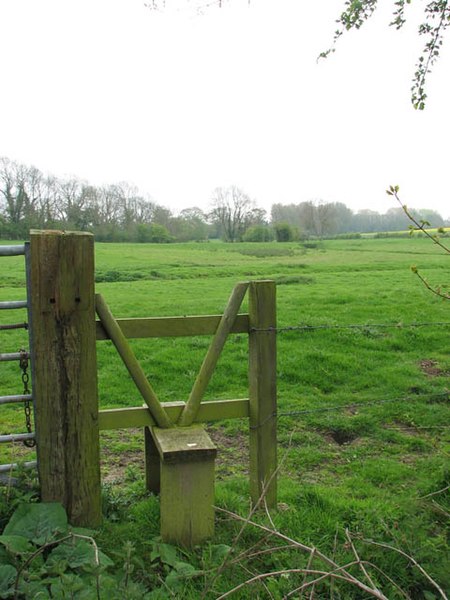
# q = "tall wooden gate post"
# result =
<box><xmin>249</xmin><ymin>280</ymin><xmax>277</xmax><ymax>508</ymax></box>
<box><xmin>29</xmin><ymin>230</ymin><xmax>101</xmax><ymax>527</ymax></box>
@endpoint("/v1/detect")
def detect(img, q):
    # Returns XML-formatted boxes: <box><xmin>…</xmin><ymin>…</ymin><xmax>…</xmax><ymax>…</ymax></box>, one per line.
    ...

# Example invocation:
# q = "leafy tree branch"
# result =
<box><xmin>387</xmin><ymin>184</ymin><xmax>449</xmax><ymax>300</ymax></box>
<box><xmin>320</xmin><ymin>0</ymin><xmax>450</xmax><ymax>109</ymax></box>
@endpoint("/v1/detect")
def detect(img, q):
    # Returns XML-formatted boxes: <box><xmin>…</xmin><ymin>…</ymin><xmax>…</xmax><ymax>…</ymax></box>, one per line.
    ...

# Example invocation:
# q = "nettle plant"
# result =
<box><xmin>0</xmin><ymin>503</ymin><xmax>199</xmax><ymax>599</ymax></box>
<box><xmin>0</xmin><ymin>503</ymin><xmax>114</xmax><ymax>599</ymax></box>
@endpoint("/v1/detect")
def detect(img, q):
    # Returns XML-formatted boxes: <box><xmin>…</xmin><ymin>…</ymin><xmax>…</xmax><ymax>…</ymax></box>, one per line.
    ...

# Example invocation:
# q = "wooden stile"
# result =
<box><xmin>26</xmin><ymin>230</ymin><xmax>277</xmax><ymax>545</ymax></box>
<box><xmin>249</xmin><ymin>280</ymin><xmax>277</xmax><ymax>509</ymax></box>
<box><xmin>29</xmin><ymin>231</ymin><xmax>101</xmax><ymax>527</ymax></box>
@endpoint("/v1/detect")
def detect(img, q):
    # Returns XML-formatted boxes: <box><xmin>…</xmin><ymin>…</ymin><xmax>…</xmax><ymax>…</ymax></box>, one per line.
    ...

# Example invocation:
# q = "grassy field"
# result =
<box><xmin>0</xmin><ymin>237</ymin><xmax>449</xmax><ymax>598</ymax></box>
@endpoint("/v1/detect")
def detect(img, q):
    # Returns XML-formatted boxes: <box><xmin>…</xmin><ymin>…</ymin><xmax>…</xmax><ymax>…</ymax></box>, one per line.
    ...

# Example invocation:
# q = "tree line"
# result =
<box><xmin>0</xmin><ymin>157</ymin><xmax>447</xmax><ymax>242</ymax></box>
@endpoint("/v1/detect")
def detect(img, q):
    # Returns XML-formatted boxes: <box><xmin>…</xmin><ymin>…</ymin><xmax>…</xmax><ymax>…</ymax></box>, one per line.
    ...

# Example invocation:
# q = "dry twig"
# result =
<box><xmin>359</xmin><ymin>537</ymin><xmax>448</xmax><ymax>600</ymax></box>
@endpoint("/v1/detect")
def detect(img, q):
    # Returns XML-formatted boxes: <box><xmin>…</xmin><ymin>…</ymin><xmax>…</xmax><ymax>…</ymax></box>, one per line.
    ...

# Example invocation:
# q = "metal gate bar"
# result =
<box><xmin>0</xmin><ymin>245</ymin><xmax>25</xmax><ymax>256</ymax></box>
<box><xmin>0</xmin><ymin>352</ymin><xmax>30</xmax><ymax>362</ymax></box>
<box><xmin>0</xmin><ymin>394</ymin><xmax>33</xmax><ymax>406</ymax></box>
<box><xmin>0</xmin><ymin>460</ymin><xmax>36</xmax><ymax>474</ymax></box>
<box><xmin>0</xmin><ymin>323</ymin><xmax>28</xmax><ymax>331</ymax></box>
<box><xmin>0</xmin><ymin>300</ymin><xmax>28</xmax><ymax>310</ymax></box>
<box><xmin>0</xmin><ymin>433</ymin><xmax>35</xmax><ymax>444</ymax></box>
<box><xmin>0</xmin><ymin>242</ymin><xmax>36</xmax><ymax>475</ymax></box>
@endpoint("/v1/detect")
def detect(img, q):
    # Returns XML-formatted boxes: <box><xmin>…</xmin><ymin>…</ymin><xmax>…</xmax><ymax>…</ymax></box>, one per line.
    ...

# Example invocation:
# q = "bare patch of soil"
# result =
<box><xmin>99</xmin><ymin>426</ymin><xmax>249</xmax><ymax>484</ymax></box>
<box><xmin>419</xmin><ymin>359</ymin><xmax>448</xmax><ymax>377</ymax></box>
<box><xmin>207</xmin><ymin>426</ymin><xmax>249</xmax><ymax>479</ymax></box>
<box><xmin>100</xmin><ymin>428</ymin><xmax>145</xmax><ymax>484</ymax></box>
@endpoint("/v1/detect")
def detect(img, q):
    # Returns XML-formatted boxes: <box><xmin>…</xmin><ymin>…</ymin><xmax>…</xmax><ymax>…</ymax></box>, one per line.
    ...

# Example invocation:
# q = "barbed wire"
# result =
<box><xmin>249</xmin><ymin>391</ymin><xmax>449</xmax><ymax>429</ymax></box>
<box><xmin>250</xmin><ymin>321</ymin><xmax>450</xmax><ymax>334</ymax></box>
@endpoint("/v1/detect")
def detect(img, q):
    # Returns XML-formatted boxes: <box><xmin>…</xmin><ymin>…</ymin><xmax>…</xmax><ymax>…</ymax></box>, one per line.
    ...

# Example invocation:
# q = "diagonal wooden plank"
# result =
<box><xmin>178</xmin><ymin>281</ymin><xmax>249</xmax><ymax>427</ymax></box>
<box><xmin>95</xmin><ymin>294</ymin><xmax>172</xmax><ymax>429</ymax></box>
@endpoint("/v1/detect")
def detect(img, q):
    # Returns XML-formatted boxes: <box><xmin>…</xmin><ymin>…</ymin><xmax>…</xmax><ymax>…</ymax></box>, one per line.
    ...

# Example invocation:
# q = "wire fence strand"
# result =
<box><xmin>250</xmin><ymin>321</ymin><xmax>450</xmax><ymax>334</ymax></box>
<box><xmin>250</xmin><ymin>391</ymin><xmax>450</xmax><ymax>429</ymax></box>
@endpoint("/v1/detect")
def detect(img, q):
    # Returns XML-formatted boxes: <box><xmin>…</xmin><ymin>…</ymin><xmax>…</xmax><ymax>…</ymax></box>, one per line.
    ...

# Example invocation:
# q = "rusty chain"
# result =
<box><xmin>19</xmin><ymin>349</ymin><xmax>35</xmax><ymax>448</ymax></box>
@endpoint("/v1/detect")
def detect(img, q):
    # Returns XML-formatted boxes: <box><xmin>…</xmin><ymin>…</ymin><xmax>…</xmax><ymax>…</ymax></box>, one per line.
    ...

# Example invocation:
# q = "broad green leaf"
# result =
<box><xmin>145</xmin><ymin>589</ymin><xmax>168</xmax><ymax>600</ymax></box>
<box><xmin>17</xmin><ymin>579</ymin><xmax>52</xmax><ymax>599</ymax></box>
<box><xmin>0</xmin><ymin>564</ymin><xmax>17</xmax><ymax>597</ymax></box>
<box><xmin>0</xmin><ymin>535</ymin><xmax>33</xmax><ymax>555</ymax></box>
<box><xmin>209</xmin><ymin>543</ymin><xmax>231</xmax><ymax>565</ymax></box>
<box><xmin>165</xmin><ymin>561</ymin><xmax>198</xmax><ymax>590</ymax></box>
<box><xmin>3</xmin><ymin>503</ymin><xmax>68</xmax><ymax>546</ymax></box>
<box><xmin>50</xmin><ymin>574</ymin><xmax>97</xmax><ymax>600</ymax></box>
<box><xmin>150</xmin><ymin>541</ymin><xmax>178</xmax><ymax>567</ymax></box>
<box><xmin>173</xmin><ymin>561</ymin><xmax>197</xmax><ymax>576</ymax></box>
<box><xmin>47</xmin><ymin>539</ymin><xmax>109</xmax><ymax>570</ymax></box>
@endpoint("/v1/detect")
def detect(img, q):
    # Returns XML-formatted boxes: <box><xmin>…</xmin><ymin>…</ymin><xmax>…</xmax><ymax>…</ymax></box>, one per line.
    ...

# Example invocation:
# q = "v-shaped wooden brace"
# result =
<box><xmin>95</xmin><ymin>282</ymin><xmax>249</xmax><ymax>430</ymax></box>
<box><xmin>178</xmin><ymin>281</ymin><xmax>249</xmax><ymax>426</ymax></box>
<box><xmin>95</xmin><ymin>294</ymin><xmax>172</xmax><ymax>428</ymax></box>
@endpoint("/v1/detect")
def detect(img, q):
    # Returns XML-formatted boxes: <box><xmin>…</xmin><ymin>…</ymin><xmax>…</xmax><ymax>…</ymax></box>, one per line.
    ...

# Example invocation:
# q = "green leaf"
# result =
<box><xmin>17</xmin><ymin>579</ymin><xmax>52</xmax><ymax>599</ymax></box>
<box><xmin>151</xmin><ymin>541</ymin><xmax>178</xmax><ymax>567</ymax></box>
<box><xmin>3</xmin><ymin>503</ymin><xmax>68</xmax><ymax>546</ymax></box>
<box><xmin>49</xmin><ymin>573</ymin><xmax>97</xmax><ymax>599</ymax></box>
<box><xmin>0</xmin><ymin>535</ymin><xmax>33</xmax><ymax>555</ymax></box>
<box><xmin>173</xmin><ymin>561</ymin><xmax>197</xmax><ymax>576</ymax></box>
<box><xmin>47</xmin><ymin>539</ymin><xmax>113</xmax><ymax>570</ymax></box>
<box><xmin>0</xmin><ymin>564</ymin><xmax>17</xmax><ymax>597</ymax></box>
<box><xmin>164</xmin><ymin>570</ymin><xmax>183</xmax><ymax>590</ymax></box>
<box><xmin>209</xmin><ymin>543</ymin><xmax>231</xmax><ymax>565</ymax></box>
<box><xmin>145</xmin><ymin>588</ymin><xmax>169</xmax><ymax>600</ymax></box>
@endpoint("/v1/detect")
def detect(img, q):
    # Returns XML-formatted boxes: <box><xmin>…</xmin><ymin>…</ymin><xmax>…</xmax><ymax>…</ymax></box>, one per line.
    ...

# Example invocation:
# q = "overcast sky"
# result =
<box><xmin>0</xmin><ymin>0</ymin><xmax>449</xmax><ymax>218</ymax></box>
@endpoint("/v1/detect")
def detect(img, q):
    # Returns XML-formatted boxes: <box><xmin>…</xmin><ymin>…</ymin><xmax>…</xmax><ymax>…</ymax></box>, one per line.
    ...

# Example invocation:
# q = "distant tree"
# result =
<box><xmin>148</xmin><ymin>223</ymin><xmax>173</xmax><ymax>243</ymax></box>
<box><xmin>352</xmin><ymin>209</ymin><xmax>383</xmax><ymax>233</ymax></box>
<box><xmin>243</xmin><ymin>224</ymin><xmax>274</xmax><ymax>242</ymax></box>
<box><xmin>272</xmin><ymin>200</ymin><xmax>349</xmax><ymax>238</ymax></box>
<box><xmin>330</xmin><ymin>202</ymin><xmax>354</xmax><ymax>234</ymax></box>
<box><xmin>172</xmin><ymin>207</ymin><xmax>209</xmax><ymax>241</ymax></box>
<box><xmin>274</xmin><ymin>222</ymin><xmax>297</xmax><ymax>242</ymax></box>
<box><xmin>209</xmin><ymin>185</ymin><xmax>259</xmax><ymax>242</ymax></box>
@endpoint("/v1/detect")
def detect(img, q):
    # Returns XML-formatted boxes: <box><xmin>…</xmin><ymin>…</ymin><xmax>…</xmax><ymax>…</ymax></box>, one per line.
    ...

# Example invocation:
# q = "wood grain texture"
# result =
<box><xmin>96</xmin><ymin>314</ymin><xmax>249</xmax><ymax>340</ymax></box>
<box><xmin>151</xmin><ymin>426</ymin><xmax>217</xmax><ymax>547</ymax></box>
<box><xmin>98</xmin><ymin>398</ymin><xmax>250</xmax><ymax>430</ymax></box>
<box><xmin>144</xmin><ymin>426</ymin><xmax>160</xmax><ymax>494</ymax></box>
<box><xmin>248</xmin><ymin>280</ymin><xmax>277</xmax><ymax>509</ymax></box>
<box><xmin>29</xmin><ymin>230</ymin><xmax>101</xmax><ymax>527</ymax></box>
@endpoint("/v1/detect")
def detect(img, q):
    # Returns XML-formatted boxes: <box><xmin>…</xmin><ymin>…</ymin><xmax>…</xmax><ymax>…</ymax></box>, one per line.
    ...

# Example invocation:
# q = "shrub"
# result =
<box><xmin>243</xmin><ymin>225</ymin><xmax>274</xmax><ymax>242</ymax></box>
<box><xmin>274</xmin><ymin>222</ymin><xmax>298</xmax><ymax>242</ymax></box>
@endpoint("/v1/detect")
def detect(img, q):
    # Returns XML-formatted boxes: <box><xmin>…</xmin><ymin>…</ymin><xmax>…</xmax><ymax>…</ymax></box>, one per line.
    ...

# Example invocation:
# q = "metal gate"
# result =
<box><xmin>0</xmin><ymin>243</ymin><xmax>36</xmax><ymax>474</ymax></box>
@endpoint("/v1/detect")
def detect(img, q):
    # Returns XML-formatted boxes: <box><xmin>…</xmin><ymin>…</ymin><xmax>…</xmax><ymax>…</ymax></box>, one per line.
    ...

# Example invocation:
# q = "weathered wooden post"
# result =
<box><xmin>29</xmin><ymin>230</ymin><xmax>102</xmax><ymax>527</ymax></box>
<box><xmin>248</xmin><ymin>280</ymin><xmax>277</xmax><ymax>508</ymax></box>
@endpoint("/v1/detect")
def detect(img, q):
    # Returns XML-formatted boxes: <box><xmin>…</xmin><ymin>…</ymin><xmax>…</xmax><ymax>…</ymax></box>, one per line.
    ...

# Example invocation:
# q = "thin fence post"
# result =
<box><xmin>248</xmin><ymin>280</ymin><xmax>277</xmax><ymax>509</ymax></box>
<box><xmin>29</xmin><ymin>230</ymin><xmax>101</xmax><ymax>527</ymax></box>
<box><xmin>144</xmin><ymin>426</ymin><xmax>160</xmax><ymax>494</ymax></box>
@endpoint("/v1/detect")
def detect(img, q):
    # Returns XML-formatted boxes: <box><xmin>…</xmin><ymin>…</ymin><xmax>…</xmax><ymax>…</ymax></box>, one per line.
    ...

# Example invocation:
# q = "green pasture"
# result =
<box><xmin>0</xmin><ymin>237</ymin><xmax>449</xmax><ymax>598</ymax></box>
